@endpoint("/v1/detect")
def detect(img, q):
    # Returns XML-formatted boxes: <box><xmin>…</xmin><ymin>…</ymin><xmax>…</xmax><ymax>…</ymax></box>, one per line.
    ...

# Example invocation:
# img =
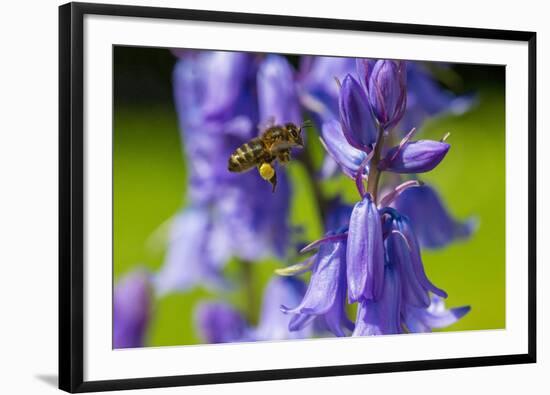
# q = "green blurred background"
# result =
<box><xmin>113</xmin><ymin>47</ymin><xmax>505</xmax><ymax>347</ymax></box>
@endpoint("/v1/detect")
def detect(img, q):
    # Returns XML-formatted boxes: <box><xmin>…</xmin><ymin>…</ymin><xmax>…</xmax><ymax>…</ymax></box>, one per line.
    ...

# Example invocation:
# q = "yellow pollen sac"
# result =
<box><xmin>259</xmin><ymin>163</ymin><xmax>275</xmax><ymax>180</ymax></box>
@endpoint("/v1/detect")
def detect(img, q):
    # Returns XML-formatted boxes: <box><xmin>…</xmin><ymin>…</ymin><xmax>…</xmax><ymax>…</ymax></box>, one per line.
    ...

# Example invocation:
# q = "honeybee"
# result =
<box><xmin>228</xmin><ymin>121</ymin><xmax>309</xmax><ymax>192</ymax></box>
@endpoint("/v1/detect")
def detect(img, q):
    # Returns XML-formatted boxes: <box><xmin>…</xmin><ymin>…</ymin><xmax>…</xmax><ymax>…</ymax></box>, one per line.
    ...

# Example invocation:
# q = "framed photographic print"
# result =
<box><xmin>59</xmin><ymin>2</ymin><xmax>537</xmax><ymax>392</ymax></box>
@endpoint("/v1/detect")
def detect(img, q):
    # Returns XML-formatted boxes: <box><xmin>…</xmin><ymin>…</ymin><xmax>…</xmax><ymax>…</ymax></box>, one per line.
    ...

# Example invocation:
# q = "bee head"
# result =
<box><xmin>285</xmin><ymin>123</ymin><xmax>304</xmax><ymax>147</ymax></box>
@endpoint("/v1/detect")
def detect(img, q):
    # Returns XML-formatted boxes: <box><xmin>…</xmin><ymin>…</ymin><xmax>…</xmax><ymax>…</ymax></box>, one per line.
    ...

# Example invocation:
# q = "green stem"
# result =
<box><xmin>366</xmin><ymin>125</ymin><xmax>386</xmax><ymax>204</ymax></box>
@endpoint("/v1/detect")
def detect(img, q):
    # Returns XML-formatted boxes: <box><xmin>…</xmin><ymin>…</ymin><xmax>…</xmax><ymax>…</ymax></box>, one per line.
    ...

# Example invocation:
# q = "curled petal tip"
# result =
<box><xmin>381</xmin><ymin>140</ymin><xmax>450</xmax><ymax>174</ymax></box>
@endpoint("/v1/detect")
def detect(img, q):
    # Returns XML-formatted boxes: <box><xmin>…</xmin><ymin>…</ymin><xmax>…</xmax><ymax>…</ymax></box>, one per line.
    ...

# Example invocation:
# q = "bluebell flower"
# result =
<box><xmin>352</xmin><ymin>209</ymin><xmax>469</xmax><ymax>336</ymax></box>
<box><xmin>279</xmin><ymin>58</ymin><xmax>472</xmax><ymax>338</ymax></box>
<box><xmin>339</xmin><ymin>74</ymin><xmax>378</xmax><ymax>150</ymax></box>
<box><xmin>355</xmin><ymin>58</ymin><xmax>377</xmax><ymax>89</ymax></box>
<box><xmin>384</xmin><ymin>209</ymin><xmax>447</xmax><ymax>307</ymax></box>
<box><xmin>173</xmin><ymin>50</ymin><xmax>259</xmax><ymax>203</ymax></box>
<box><xmin>320</xmin><ymin>120</ymin><xmax>369</xmax><ymax>179</ymax></box>
<box><xmin>380</xmin><ymin>140</ymin><xmax>450</xmax><ymax>174</ymax></box>
<box><xmin>156</xmin><ymin>50</ymin><xmax>292</xmax><ymax>293</ymax></box>
<box><xmin>400</xmin><ymin>62</ymin><xmax>476</xmax><ymax>132</ymax></box>
<box><xmin>282</xmin><ymin>238</ymin><xmax>354</xmax><ymax>337</ymax></box>
<box><xmin>173</xmin><ymin>50</ymin><xmax>256</xmax><ymax>135</ymax></box>
<box><xmin>258</xmin><ymin>55</ymin><xmax>302</xmax><ymax>125</ymax></box>
<box><xmin>393</xmin><ymin>184</ymin><xmax>477</xmax><ymax>249</ymax></box>
<box><xmin>346</xmin><ymin>194</ymin><xmax>385</xmax><ymax>303</ymax></box>
<box><xmin>359</xmin><ymin>59</ymin><xmax>407</xmax><ymax>130</ymax></box>
<box><xmin>353</xmin><ymin>265</ymin><xmax>402</xmax><ymax>336</ymax></box>
<box><xmin>195</xmin><ymin>302</ymin><xmax>250</xmax><ymax>343</ymax></box>
<box><xmin>113</xmin><ymin>270</ymin><xmax>152</xmax><ymax>348</ymax></box>
<box><xmin>403</xmin><ymin>295</ymin><xmax>471</xmax><ymax>333</ymax></box>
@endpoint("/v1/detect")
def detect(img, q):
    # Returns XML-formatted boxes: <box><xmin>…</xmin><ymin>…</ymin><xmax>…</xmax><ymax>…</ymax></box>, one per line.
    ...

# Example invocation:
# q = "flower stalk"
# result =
<box><xmin>366</xmin><ymin>124</ymin><xmax>386</xmax><ymax>203</ymax></box>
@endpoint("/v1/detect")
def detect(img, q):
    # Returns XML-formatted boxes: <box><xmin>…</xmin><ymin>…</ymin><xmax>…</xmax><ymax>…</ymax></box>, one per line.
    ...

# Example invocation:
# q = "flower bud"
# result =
<box><xmin>380</xmin><ymin>140</ymin><xmax>450</xmax><ymax>173</ymax></box>
<box><xmin>339</xmin><ymin>74</ymin><xmax>378</xmax><ymax>151</ymax></box>
<box><xmin>365</xmin><ymin>60</ymin><xmax>407</xmax><ymax>129</ymax></box>
<box><xmin>355</xmin><ymin>58</ymin><xmax>376</xmax><ymax>89</ymax></box>
<box><xmin>113</xmin><ymin>270</ymin><xmax>152</xmax><ymax>348</ymax></box>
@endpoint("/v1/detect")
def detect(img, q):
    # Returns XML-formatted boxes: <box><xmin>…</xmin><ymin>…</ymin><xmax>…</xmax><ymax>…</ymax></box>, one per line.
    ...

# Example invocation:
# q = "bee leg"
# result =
<box><xmin>269</xmin><ymin>170</ymin><xmax>277</xmax><ymax>192</ymax></box>
<box><xmin>277</xmin><ymin>149</ymin><xmax>291</xmax><ymax>166</ymax></box>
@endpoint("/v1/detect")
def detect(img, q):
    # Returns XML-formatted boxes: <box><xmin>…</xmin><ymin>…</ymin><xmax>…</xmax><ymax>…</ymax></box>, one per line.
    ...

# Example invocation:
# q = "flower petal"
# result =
<box><xmin>393</xmin><ymin>184</ymin><xmax>477</xmax><ymax>249</ymax></box>
<box><xmin>339</xmin><ymin>74</ymin><xmax>378</xmax><ymax>150</ymax></box>
<box><xmin>321</xmin><ymin>279</ymin><xmax>355</xmax><ymax>337</ymax></box>
<box><xmin>200</xmin><ymin>51</ymin><xmax>254</xmax><ymax>120</ymax></box>
<box><xmin>254</xmin><ymin>277</ymin><xmax>311</xmax><ymax>340</ymax></box>
<box><xmin>346</xmin><ymin>195</ymin><xmax>385</xmax><ymax>302</ymax></box>
<box><xmin>321</xmin><ymin>120</ymin><xmax>369</xmax><ymax>178</ymax></box>
<box><xmin>258</xmin><ymin>55</ymin><xmax>301</xmax><ymax>125</ymax></box>
<box><xmin>399</xmin><ymin>217</ymin><xmax>448</xmax><ymax>298</ymax></box>
<box><xmin>355</xmin><ymin>58</ymin><xmax>377</xmax><ymax>91</ymax></box>
<box><xmin>386</xmin><ymin>228</ymin><xmax>431</xmax><ymax>307</ymax></box>
<box><xmin>380</xmin><ymin>140</ymin><xmax>450</xmax><ymax>173</ymax></box>
<box><xmin>403</xmin><ymin>295</ymin><xmax>471</xmax><ymax>332</ymax></box>
<box><xmin>283</xmin><ymin>241</ymin><xmax>344</xmax><ymax>315</ymax></box>
<box><xmin>282</xmin><ymin>239</ymin><xmax>352</xmax><ymax>337</ymax></box>
<box><xmin>353</xmin><ymin>265</ymin><xmax>402</xmax><ymax>336</ymax></box>
<box><xmin>366</xmin><ymin>60</ymin><xmax>407</xmax><ymax>129</ymax></box>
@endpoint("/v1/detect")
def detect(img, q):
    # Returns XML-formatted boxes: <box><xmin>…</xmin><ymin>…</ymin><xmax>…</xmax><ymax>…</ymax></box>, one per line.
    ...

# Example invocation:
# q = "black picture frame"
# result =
<box><xmin>59</xmin><ymin>2</ymin><xmax>537</xmax><ymax>393</ymax></box>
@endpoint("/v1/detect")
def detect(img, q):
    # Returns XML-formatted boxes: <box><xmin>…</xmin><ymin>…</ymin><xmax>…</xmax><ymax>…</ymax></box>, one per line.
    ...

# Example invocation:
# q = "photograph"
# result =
<box><xmin>112</xmin><ymin>46</ymin><xmax>505</xmax><ymax>348</ymax></box>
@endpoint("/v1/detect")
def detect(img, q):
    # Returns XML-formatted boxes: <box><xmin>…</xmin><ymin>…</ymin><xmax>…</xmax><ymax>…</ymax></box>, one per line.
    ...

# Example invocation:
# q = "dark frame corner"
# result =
<box><xmin>59</xmin><ymin>2</ymin><xmax>536</xmax><ymax>393</ymax></box>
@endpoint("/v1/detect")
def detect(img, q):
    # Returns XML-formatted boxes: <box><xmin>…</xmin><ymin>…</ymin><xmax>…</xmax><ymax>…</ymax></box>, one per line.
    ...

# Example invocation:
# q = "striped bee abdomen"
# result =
<box><xmin>228</xmin><ymin>138</ymin><xmax>266</xmax><ymax>172</ymax></box>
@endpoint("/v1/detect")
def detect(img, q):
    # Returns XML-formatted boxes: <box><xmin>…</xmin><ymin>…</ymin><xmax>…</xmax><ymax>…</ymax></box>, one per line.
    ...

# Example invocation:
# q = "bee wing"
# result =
<box><xmin>268</xmin><ymin>140</ymin><xmax>294</xmax><ymax>153</ymax></box>
<box><xmin>257</xmin><ymin>116</ymin><xmax>276</xmax><ymax>135</ymax></box>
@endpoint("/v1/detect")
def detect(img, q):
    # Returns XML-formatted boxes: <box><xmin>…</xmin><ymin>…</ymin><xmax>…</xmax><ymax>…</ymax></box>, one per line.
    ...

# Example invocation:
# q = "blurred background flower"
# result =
<box><xmin>195</xmin><ymin>277</ymin><xmax>312</xmax><ymax>343</ymax></box>
<box><xmin>113</xmin><ymin>270</ymin><xmax>152</xmax><ymax>348</ymax></box>
<box><xmin>154</xmin><ymin>51</ymin><xmax>292</xmax><ymax>294</ymax></box>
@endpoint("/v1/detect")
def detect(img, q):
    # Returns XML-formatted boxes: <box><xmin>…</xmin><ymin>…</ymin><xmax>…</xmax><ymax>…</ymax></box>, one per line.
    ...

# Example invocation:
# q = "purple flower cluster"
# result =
<box><xmin>281</xmin><ymin>59</ymin><xmax>471</xmax><ymax>336</ymax></box>
<box><xmin>155</xmin><ymin>51</ymin><xmax>304</xmax><ymax>294</ymax></box>
<box><xmin>114</xmin><ymin>53</ymin><xmax>476</xmax><ymax>348</ymax></box>
<box><xmin>298</xmin><ymin>56</ymin><xmax>475</xmax><ymax>180</ymax></box>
